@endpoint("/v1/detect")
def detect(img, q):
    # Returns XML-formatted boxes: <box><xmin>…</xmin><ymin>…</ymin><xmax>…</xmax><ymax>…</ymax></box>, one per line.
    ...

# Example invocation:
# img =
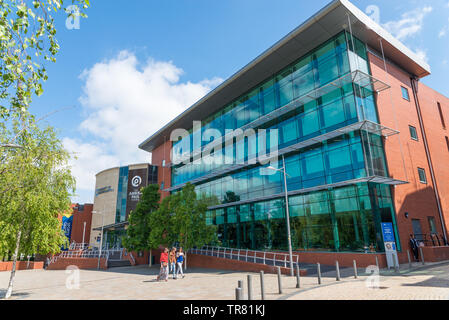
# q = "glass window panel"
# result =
<box><xmin>281</xmin><ymin>118</ymin><xmax>298</xmax><ymax>145</ymax></box>
<box><xmin>293</xmin><ymin>70</ymin><xmax>316</xmax><ymax>98</ymax></box>
<box><xmin>300</xmin><ymin>110</ymin><xmax>320</xmax><ymax>137</ymax></box>
<box><xmin>315</xmin><ymin>40</ymin><xmax>336</xmax><ymax>64</ymax></box>
<box><xmin>321</xmin><ymin>99</ymin><xmax>346</xmax><ymax>128</ymax></box>
<box><xmin>317</xmin><ymin>55</ymin><xmax>339</xmax><ymax>86</ymax></box>
<box><xmin>327</xmin><ymin>146</ymin><xmax>352</xmax><ymax>174</ymax></box>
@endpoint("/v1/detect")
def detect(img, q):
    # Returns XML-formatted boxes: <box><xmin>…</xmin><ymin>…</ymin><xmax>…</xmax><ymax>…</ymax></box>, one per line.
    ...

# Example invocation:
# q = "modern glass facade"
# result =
<box><xmin>169</xmin><ymin>31</ymin><xmax>401</xmax><ymax>253</ymax></box>
<box><xmin>116</xmin><ymin>166</ymin><xmax>129</xmax><ymax>223</ymax></box>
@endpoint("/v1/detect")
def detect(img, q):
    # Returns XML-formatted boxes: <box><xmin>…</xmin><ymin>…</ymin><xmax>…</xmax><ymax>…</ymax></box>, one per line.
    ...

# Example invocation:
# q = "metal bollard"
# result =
<box><xmin>336</xmin><ymin>261</ymin><xmax>341</xmax><ymax>281</ymax></box>
<box><xmin>260</xmin><ymin>271</ymin><xmax>265</xmax><ymax>300</ymax></box>
<box><xmin>235</xmin><ymin>287</ymin><xmax>243</xmax><ymax>300</ymax></box>
<box><xmin>238</xmin><ymin>280</ymin><xmax>244</xmax><ymax>299</ymax></box>
<box><xmin>353</xmin><ymin>260</ymin><xmax>358</xmax><ymax>279</ymax></box>
<box><xmin>407</xmin><ymin>250</ymin><xmax>412</xmax><ymax>269</ymax></box>
<box><xmin>247</xmin><ymin>275</ymin><xmax>253</xmax><ymax>301</ymax></box>
<box><xmin>375</xmin><ymin>256</ymin><xmax>379</xmax><ymax>271</ymax></box>
<box><xmin>277</xmin><ymin>266</ymin><xmax>283</xmax><ymax>294</ymax></box>
<box><xmin>392</xmin><ymin>253</ymin><xmax>399</xmax><ymax>272</ymax></box>
<box><xmin>317</xmin><ymin>263</ymin><xmax>322</xmax><ymax>285</ymax></box>
<box><xmin>419</xmin><ymin>247</ymin><xmax>425</xmax><ymax>265</ymax></box>
<box><xmin>296</xmin><ymin>264</ymin><xmax>301</xmax><ymax>288</ymax></box>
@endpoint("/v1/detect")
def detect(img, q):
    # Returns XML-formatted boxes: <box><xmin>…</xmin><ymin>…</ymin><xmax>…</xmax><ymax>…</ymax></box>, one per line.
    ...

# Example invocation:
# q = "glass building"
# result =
<box><xmin>165</xmin><ymin>32</ymin><xmax>401</xmax><ymax>253</ymax></box>
<box><xmin>139</xmin><ymin>0</ymin><xmax>434</xmax><ymax>255</ymax></box>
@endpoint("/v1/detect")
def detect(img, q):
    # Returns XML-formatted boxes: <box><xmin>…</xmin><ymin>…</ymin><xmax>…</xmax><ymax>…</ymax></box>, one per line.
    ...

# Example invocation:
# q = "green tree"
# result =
<box><xmin>0</xmin><ymin>113</ymin><xmax>75</xmax><ymax>299</ymax></box>
<box><xmin>0</xmin><ymin>0</ymin><xmax>89</xmax><ymax>120</ymax></box>
<box><xmin>170</xmin><ymin>183</ymin><xmax>218</xmax><ymax>269</ymax></box>
<box><xmin>147</xmin><ymin>195</ymin><xmax>176</xmax><ymax>256</ymax></box>
<box><xmin>122</xmin><ymin>184</ymin><xmax>160</xmax><ymax>266</ymax></box>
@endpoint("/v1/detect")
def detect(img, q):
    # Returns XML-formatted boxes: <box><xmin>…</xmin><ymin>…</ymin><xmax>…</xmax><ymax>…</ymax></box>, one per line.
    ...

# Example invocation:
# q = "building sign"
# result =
<box><xmin>95</xmin><ymin>186</ymin><xmax>113</xmax><ymax>197</ymax></box>
<box><xmin>126</xmin><ymin>167</ymin><xmax>148</xmax><ymax>219</ymax></box>
<box><xmin>381</xmin><ymin>222</ymin><xmax>398</xmax><ymax>269</ymax></box>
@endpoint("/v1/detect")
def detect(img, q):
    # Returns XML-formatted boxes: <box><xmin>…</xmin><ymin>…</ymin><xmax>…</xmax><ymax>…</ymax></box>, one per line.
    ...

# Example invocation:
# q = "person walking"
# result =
<box><xmin>158</xmin><ymin>248</ymin><xmax>169</xmax><ymax>281</ymax></box>
<box><xmin>410</xmin><ymin>234</ymin><xmax>419</xmax><ymax>262</ymax></box>
<box><xmin>169</xmin><ymin>247</ymin><xmax>177</xmax><ymax>279</ymax></box>
<box><xmin>176</xmin><ymin>247</ymin><xmax>185</xmax><ymax>279</ymax></box>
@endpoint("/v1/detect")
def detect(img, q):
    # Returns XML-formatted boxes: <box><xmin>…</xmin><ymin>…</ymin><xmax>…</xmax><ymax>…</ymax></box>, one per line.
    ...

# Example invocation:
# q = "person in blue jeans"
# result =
<box><xmin>176</xmin><ymin>247</ymin><xmax>185</xmax><ymax>279</ymax></box>
<box><xmin>169</xmin><ymin>247</ymin><xmax>177</xmax><ymax>279</ymax></box>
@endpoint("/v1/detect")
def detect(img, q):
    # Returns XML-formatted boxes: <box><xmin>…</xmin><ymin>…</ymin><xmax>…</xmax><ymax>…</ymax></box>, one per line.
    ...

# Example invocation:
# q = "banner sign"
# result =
<box><xmin>126</xmin><ymin>167</ymin><xmax>148</xmax><ymax>219</ymax></box>
<box><xmin>381</xmin><ymin>222</ymin><xmax>398</xmax><ymax>269</ymax></box>
<box><xmin>61</xmin><ymin>215</ymin><xmax>73</xmax><ymax>250</ymax></box>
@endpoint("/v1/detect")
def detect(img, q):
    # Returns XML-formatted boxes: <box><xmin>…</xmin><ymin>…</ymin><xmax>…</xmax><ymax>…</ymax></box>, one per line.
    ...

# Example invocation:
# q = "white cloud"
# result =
<box><xmin>414</xmin><ymin>48</ymin><xmax>429</xmax><ymax>64</ymax></box>
<box><xmin>383</xmin><ymin>6</ymin><xmax>433</xmax><ymax>40</ymax></box>
<box><xmin>68</xmin><ymin>51</ymin><xmax>223</xmax><ymax>202</ymax></box>
<box><xmin>438</xmin><ymin>18</ymin><xmax>449</xmax><ymax>38</ymax></box>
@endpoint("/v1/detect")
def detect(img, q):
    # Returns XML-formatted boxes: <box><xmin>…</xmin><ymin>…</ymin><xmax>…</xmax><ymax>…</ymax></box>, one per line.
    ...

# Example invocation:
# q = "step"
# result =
<box><xmin>108</xmin><ymin>259</ymin><xmax>131</xmax><ymax>268</ymax></box>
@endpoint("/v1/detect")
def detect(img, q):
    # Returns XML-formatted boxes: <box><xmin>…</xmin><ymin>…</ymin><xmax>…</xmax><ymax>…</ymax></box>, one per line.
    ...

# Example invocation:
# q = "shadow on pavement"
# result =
<box><xmin>0</xmin><ymin>289</ymin><xmax>30</xmax><ymax>299</ymax></box>
<box><xmin>402</xmin><ymin>277</ymin><xmax>449</xmax><ymax>288</ymax></box>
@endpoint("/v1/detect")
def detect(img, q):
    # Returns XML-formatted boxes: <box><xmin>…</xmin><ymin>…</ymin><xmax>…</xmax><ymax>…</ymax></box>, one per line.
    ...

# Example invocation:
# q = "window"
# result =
<box><xmin>428</xmin><ymin>217</ymin><xmax>437</xmax><ymax>234</ymax></box>
<box><xmin>409</xmin><ymin>125</ymin><xmax>418</xmax><ymax>141</ymax></box>
<box><xmin>437</xmin><ymin>102</ymin><xmax>446</xmax><ymax>129</ymax></box>
<box><xmin>417</xmin><ymin>168</ymin><xmax>427</xmax><ymax>184</ymax></box>
<box><xmin>401</xmin><ymin>86</ymin><xmax>410</xmax><ymax>101</ymax></box>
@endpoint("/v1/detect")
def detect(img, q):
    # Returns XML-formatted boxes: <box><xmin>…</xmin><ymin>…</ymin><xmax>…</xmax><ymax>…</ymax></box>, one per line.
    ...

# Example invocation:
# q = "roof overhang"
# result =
<box><xmin>139</xmin><ymin>0</ymin><xmax>431</xmax><ymax>153</ymax></box>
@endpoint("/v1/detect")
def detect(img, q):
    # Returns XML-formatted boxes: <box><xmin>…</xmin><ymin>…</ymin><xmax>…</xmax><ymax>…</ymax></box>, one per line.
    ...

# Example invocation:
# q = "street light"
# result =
<box><xmin>92</xmin><ymin>209</ymin><xmax>105</xmax><ymax>270</ymax></box>
<box><xmin>266</xmin><ymin>154</ymin><xmax>294</xmax><ymax>276</ymax></box>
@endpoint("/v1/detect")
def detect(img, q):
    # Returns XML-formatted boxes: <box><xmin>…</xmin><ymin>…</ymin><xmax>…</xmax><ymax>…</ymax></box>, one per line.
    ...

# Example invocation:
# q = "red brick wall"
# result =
<box><xmin>71</xmin><ymin>204</ymin><xmax>93</xmax><ymax>244</ymax></box>
<box><xmin>421</xmin><ymin>246</ymin><xmax>449</xmax><ymax>262</ymax></box>
<box><xmin>368</xmin><ymin>52</ymin><xmax>445</xmax><ymax>251</ymax></box>
<box><xmin>46</xmin><ymin>257</ymin><xmax>107</xmax><ymax>270</ymax></box>
<box><xmin>413</xmin><ymin>83</ymin><xmax>449</xmax><ymax>237</ymax></box>
<box><xmin>151</xmin><ymin>140</ymin><xmax>172</xmax><ymax>200</ymax></box>
<box><xmin>0</xmin><ymin>261</ymin><xmax>44</xmax><ymax>272</ymax></box>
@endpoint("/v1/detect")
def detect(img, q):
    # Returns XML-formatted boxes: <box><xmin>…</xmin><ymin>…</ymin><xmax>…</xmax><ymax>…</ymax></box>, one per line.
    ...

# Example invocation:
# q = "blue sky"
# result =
<box><xmin>30</xmin><ymin>0</ymin><xmax>449</xmax><ymax>203</ymax></box>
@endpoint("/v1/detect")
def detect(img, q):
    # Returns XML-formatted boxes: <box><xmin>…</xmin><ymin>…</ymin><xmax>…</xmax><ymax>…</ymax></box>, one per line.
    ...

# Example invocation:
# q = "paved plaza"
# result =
<box><xmin>1</xmin><ymin>261</ymin><xmax>449</xmax><ymax>300</ymax></box>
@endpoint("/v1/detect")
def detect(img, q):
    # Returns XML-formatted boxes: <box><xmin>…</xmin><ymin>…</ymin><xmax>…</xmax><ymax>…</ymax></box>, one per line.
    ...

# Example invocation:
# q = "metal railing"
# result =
<box><xmin>414</xmin><ymin>233</ymin><xmax>447</xmax><ymax>247</ymax></box>
<box><xmin>49</xmin><ymin>249</ymin><xmax>113</xmax><ymax>265</ymax></box>
<box><xmin>189</xmin><ymin>245</ymin><xmax>300</xmax><ymax>269</ymax></box>
<box><xmin>68</xmin><ymin>243</ymin><xmax>89</xmax><ymax>250</ymax></box>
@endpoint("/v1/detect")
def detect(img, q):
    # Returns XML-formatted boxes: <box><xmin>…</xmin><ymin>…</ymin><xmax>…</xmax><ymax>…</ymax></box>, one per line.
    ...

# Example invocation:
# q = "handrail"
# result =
<box><xmin>189</xmin><ymin>245</ymin><xmax>300</xmax><ymax>268</ymax></box>
<box><xmin>129</xmin><ymin>252</ymin><xmax>136</xmax><ymax>265</ymax></box>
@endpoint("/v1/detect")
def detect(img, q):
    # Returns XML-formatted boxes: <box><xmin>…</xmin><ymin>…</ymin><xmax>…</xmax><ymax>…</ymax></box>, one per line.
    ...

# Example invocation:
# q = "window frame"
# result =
<box><xmin>417</xmin><ymin>168</ymin><xmax>427</xmax><ymax>184</ymax></box>
<box><xmin>409</xmin><ymin>125</ymin><xmax>418</xmax><ymax>141</ymax></box>
<box><xmin>401</xmin><ymin>86</ymin><xmax>410</xmax><ymax>101</ymax></box>
<box><xmin>437</xmin><ymin>102</ymin><xmax>446</xmax><ymax>129</ymax></box>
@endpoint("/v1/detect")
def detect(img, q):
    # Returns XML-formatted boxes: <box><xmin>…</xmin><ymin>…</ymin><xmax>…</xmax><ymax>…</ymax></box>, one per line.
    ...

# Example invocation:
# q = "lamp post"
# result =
<box><xmin>82</xmin><ymin>221</ymin><xmax>86</xmax><ymax>247</ymax></box>
<box><xmin>92</xmin><ymin>210</ymin><xmax>105</xmax><ymax>270</ymax></box>
<box><xmin>267</xmin><ymin>154</ymin><xmax>294</xmax><ymax>276</ymax></box>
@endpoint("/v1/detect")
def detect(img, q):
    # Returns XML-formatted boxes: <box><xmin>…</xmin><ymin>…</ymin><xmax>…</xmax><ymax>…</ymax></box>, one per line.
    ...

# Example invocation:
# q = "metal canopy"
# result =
<box><xmin>93</xmin><ymin>221</ymin><xmax>129</xmax><ymax>231</ymax></box>
<box><xmin>207</xmin><ymin>175</ymin><xmax>408</xmax><ymax>210</ymax></box>
<box><xmin>139</xmin><ymin>0</ymin><xmax>430</xmax><ymax>153</ymax></box>
<box><xmin>165</xmin><ymin>120</ymin><xmax>400</xmax><ymax>193</ymax></box>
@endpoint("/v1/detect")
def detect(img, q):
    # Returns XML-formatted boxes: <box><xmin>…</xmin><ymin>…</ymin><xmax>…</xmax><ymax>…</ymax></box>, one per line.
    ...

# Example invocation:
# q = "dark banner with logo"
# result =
<box><xmin>126</xmin><ymin>167</ymin><xmax>148</xmax><ymax>219</ymax></box>
<box><xmin>61</xmin><ymin>215</ymin><xmax>73</xmax><ymax>250</ymax></box>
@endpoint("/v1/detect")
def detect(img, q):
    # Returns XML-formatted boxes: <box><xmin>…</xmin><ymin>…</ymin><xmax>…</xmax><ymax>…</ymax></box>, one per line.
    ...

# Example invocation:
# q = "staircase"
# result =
<box><xmin>107</xmin><ymin>249</ymin><xmax>131</xmax><ymax>268</ymax></box>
